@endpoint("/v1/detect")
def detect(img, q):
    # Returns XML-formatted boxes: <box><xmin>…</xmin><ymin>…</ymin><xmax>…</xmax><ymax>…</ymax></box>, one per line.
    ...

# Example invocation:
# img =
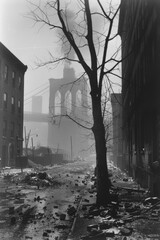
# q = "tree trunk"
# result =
<box><xmin>92</xmin><ymin>95</ymin><xmax>111</xmax><ymax>206</ymax></box>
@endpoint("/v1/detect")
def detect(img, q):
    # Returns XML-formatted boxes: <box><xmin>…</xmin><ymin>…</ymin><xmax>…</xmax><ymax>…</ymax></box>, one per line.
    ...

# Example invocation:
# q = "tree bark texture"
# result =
<box><xmin>91</xmin><ymin>90</ymin><xmax>111</xmax><ymax>206</ymax></box>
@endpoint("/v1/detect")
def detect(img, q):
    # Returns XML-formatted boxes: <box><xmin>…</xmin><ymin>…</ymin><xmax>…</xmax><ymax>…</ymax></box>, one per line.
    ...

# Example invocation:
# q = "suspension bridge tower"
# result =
<box><xmin>48</xmin><ymin>65</ymin><xmax>91</xmax><ymax>160</ymax></box>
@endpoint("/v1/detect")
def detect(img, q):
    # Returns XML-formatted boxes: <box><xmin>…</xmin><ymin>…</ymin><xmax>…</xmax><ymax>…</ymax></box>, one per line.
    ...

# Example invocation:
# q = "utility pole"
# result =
<box><xmin>24</xmin><ymin>127</ymin><xmax>31</xmax><ymax>157</ymax></box>
<box><xmin>70</xmin><ymin>136</ymin><xmax>73</xmax><ymax>161</ymax></box>
<box><xmin>31</xmin><ymin>137</ymin><xmax>34</xmax><ymax>161</ymax></box>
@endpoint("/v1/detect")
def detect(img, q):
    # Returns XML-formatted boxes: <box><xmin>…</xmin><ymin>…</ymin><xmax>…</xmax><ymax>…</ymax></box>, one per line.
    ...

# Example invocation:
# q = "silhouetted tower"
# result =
<box><xmin>48</xmin><ymin>66</ymin><xmax>90</xmax><ymax>159</ymax></box>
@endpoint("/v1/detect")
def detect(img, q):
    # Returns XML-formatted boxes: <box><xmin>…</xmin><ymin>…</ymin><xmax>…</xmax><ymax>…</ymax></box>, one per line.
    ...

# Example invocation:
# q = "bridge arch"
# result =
<box><xmin>48</xmin><ymin>67</ymin><xmax>91</xmax><ymax>159</ymax></box>
<box><xmin>76</xmin><ymin>90</ymin><xmax>82</xmax><ymax>108</ymax></box>
<box><xmin>64</xmin><ymin>90</ymin><xmax>72</xmax><ymax>114</ymax></box>
<box><xmin>55</xmin><ymin>90</ymin><xmax>61</xmax><ymax>115</ymax></box>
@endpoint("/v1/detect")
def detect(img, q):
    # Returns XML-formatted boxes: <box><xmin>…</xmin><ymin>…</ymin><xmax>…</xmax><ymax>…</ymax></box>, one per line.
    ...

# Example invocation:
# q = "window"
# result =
<box><xmin>12</xmin><ymin>71</ymin><xmax>15</xmax><ymax>87</ymax></box>
<box><xmin>3</xmin><ymin>120</ymin><xmax>7</xmax><ymax>137</ymax></box>
<box><xmin>18</xmin><ymin>100</ymin><xmax>21</xmax><ymax>113</ymax></box>
<box><xmin>4</xmin><ymin>93</ymin><xmax>7</xmax><ymax>101</ymax></box>
<box><xmin>4</xmin><ymin>65</ymin><xmax>8</xmax><ymax>81</ymax></box>
<box><xmin>55</xmin><ymin>90</ymin><xmax>61</xmax><ymax>115</ymax></box>
<box><xmin>11</xmin><ymin>97</ymin><xmax>15</xmax><ymax>104</ymax></box>
<box><xmin>10</xmin><ymin>122</ymin><xmax>15</xmax><ymax>137</ymax></box>
<box><xmin>3</xmin><ymin>93</ymin><xmax>7</xmax><ymax>109</ymax></box>
<box><xmin>65</xmin><ymin>90</ymin><xmax>72</xmax><ymax>114</ymax></box>
<box><xmin>11</xmin><ymin>97</ymin><xmax>15</xmax><ymax>113</ymax></box>
<box><xmin>18</xmin><ymin>76</ymin><xmax>22</xmax><ymax>88</ymax></box>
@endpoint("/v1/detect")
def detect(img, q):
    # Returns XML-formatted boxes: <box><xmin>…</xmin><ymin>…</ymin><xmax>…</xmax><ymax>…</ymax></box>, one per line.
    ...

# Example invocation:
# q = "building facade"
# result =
<box><xmin>118</xmin><ymin>0</ymin><xmax>160</xmax><ymax>195</ymax></box>
<box><xmin>111</xmin><ymin>93</ymin><xmax>123</xmax><ymax>168</ymax></box>
<box><xmin>0</xmin><ymin>42</ymin><xmax>27</xmax><ymax>167</ymax></box>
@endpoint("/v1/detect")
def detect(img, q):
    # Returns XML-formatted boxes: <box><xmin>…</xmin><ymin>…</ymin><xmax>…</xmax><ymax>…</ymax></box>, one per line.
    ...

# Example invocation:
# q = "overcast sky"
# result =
<box><xmin>0</xmin><ymin>0</ymin><xmax>121</xmax><ymax>113</ymax></box>
<box><xmin>0</xmin><ymin>0</ymin><xmax>60</xmax><ymax>112</ymax></box>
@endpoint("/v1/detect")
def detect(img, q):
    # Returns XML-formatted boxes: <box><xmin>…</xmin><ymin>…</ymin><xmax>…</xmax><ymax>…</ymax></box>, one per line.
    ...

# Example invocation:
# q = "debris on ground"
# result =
<box><xmin>1</xmin><ymin>160</ymin><xmax>160</xmax><ymax>240</ymax></box>
<box><xmin>69</xmin><ymin>163</ymin><xmax>160</xmax><ymax>240</ymax></box>
<box><xmin>2</xmin><ymin>170</ymin><xmax>62</xmax><ymax>188</ymax></box>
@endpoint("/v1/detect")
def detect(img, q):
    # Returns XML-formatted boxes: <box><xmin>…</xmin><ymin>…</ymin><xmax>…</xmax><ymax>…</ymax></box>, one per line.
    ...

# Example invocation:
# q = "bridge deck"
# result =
<box><xmin>24</xmin><ymin>112</ymin><xmax>49</xmax><ymax>123</ymax></box>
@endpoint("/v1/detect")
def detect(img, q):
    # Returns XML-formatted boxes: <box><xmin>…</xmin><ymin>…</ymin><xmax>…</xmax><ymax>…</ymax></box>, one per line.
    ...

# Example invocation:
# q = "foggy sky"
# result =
<box><xmin>0</xmin><ymin>0</ymin><xmax>121</xmax><ymax>113</ymax></box>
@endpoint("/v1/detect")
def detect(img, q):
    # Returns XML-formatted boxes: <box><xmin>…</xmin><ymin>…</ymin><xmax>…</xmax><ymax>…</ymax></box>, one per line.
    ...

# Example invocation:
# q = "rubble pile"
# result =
<box><xmin>80</xmin><ymin>196</ymin><xmax>160</xmax><ymax>239</ymax></box>
<box><xmin>22</xmin><ymin>171</ymin><xmax>62</xmax><ymax>187</ymax></box>
<box><xmin>3</xmin><ymin>171</ymin><xmax>62</xmax><ymax>188</ymax></box>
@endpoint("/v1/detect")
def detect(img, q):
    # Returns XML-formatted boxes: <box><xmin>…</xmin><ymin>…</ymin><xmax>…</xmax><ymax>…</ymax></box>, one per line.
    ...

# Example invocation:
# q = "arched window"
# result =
<box><xmin>55</xmin><ymin>91</ymin><xmax>61</xmax><ymax>115</ymax></box>
<box><xmin>65</xmin><ymin>91</ymin><xmax>72</xmax><ymax>114</ymax></box>
<box><xmin>76</xmin><ymin>90</ymin><xmax>82</xmax><ymax>108</ymax></box>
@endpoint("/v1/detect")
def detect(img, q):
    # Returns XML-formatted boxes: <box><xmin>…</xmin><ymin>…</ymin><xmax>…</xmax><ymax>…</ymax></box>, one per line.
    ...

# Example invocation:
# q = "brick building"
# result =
<box><xmin>118</xmin><ymin>0</ymin><xmax>160</xmax><ymax>195</ymax></box>
<box><xmin>0</xmin><ymin>42</ymin><xmax>27</xmax><ymax>167</ymax></box>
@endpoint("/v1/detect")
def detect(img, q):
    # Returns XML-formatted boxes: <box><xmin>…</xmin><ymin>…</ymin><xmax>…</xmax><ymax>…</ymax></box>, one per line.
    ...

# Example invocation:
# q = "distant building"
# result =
<box><xmin>119</xmin><ymin>0</ymin><xmax>160</xmax><ymax>195</ymax></box>
<box><xmin>111</xmin><ymin>93</ymin><xmax>122</xmax><ymax>168</ymax></box>
<box><xmin>0</xmin><ymin>42</ymin><xmax>27</xmax><ymax>166</ymax></box>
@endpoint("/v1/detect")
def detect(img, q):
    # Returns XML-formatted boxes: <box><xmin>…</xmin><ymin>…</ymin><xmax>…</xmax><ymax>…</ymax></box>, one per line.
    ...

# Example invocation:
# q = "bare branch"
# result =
<box><xmin>27</xmin><ymin>0</ymin><xmax>62</xmax><ymax>30</ymax></box>
<box><xmin>97</xmin><ymin>0</ymin><xmax>111</xmax><ymax>21</ymax></box>
<box><xmin>84</xmin><ymin>0</ymin><xmax>98</xmax><ymax>72</ymax></box>
<box><xmin>108</xmin><ymin>72</ymin><xmax>121</xmax><ymax>80</ymax></box>
<box><xmin>98</xmin><ymin>19</ymin><xmax>113</xmax><ymax>96</ymax></box>
<box><xmin>108</xmin><ymin>33</ymin><xmax>119</xmax><ymax>41</ymax></box>
<box><xmin>57</xmin><ymin>0</ymin><xmax>92</xmax><ymax>75</ymax></box>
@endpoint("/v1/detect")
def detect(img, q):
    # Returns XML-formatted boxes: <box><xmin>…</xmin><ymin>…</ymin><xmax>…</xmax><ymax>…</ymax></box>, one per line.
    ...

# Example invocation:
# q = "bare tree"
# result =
<box><xmin>28</xmin><ymin>0</ymin><xmax>121</xmax><ymax>206</ymax></box>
